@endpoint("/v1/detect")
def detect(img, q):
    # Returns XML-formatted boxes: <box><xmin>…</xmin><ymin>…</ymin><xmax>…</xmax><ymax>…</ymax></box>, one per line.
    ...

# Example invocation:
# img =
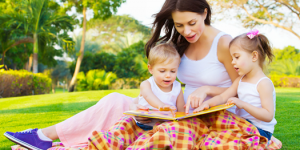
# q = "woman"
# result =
<box><xmin>5</xmin><ymin>0</ymin><xmax>281</xmax><ymax>149</ymax></box>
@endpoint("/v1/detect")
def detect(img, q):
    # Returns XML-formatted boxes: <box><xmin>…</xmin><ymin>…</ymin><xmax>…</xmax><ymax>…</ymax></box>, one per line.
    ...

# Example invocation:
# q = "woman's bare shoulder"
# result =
<box><xmin>218</xmin><ymin>34</ymin><xmax>233</xmax><ymax>51</ymax></box>
<box><xmin>217</xmin><ymin>34</ymin><xmax>233</xmax><ymax>61</ymax></box>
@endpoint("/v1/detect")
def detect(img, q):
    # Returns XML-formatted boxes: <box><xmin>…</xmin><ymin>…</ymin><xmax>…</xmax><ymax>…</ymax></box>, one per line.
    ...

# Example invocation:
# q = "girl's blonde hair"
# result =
<box><xmin>229</xmin><ymin>33</ymin><xmax>274</xmax><ymax>69</ymax></box>
<box><xmin>148</xmin><ymin>43</ymin><xmax>180</xmax><ymax>66</ymax></box>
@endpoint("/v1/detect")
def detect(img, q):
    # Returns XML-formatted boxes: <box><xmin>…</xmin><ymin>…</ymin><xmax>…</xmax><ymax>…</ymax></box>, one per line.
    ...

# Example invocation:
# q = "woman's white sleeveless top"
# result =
<box><xmin>138</xmin><ymin>76</ymin><xmax>181</xmax><ymax>110</ymax></box>
<box><xmin>177</xmin><ymin>32</ymin><xmax>235</xmax><ymax>113</ymax></box>
<box><xmin>236</xmin><ymin>76</ymin><xmax>277</xmax><ymax>133</ymax></box>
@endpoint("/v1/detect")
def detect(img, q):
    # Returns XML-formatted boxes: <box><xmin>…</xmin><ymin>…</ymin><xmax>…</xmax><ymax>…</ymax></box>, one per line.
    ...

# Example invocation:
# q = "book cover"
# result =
<box><xmin>124</xmin><ymin>104</ymin><xmax>235</xmax><ymax>121</ymax></box>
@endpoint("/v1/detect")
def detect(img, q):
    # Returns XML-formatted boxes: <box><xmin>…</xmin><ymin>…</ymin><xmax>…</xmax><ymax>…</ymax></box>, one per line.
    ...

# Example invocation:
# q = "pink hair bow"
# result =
<box><xmin>247</xmin><ymin>29</ymin><xmax>259</xmax><ymax>39</ymax></box>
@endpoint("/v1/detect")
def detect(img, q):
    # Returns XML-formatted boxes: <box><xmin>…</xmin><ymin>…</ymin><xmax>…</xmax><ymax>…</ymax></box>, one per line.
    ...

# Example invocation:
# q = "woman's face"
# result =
<box><xmin>172</xmin><ymin>11</ymin><xmax>207</xmax><ymax>43</ymax></box>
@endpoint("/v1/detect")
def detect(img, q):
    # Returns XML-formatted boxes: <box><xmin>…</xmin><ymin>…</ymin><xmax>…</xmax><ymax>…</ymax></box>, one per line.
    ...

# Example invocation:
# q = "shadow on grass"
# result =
<box><xmin>0</xmin><ymin>101</ymin><xmax>98</xmax><ymax>114</ymax></box>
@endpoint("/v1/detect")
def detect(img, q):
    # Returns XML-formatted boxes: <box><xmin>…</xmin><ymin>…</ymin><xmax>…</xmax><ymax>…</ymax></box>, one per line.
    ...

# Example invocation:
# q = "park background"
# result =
<box><xmin>0</xmin><ymin>0</ymin><xmax>299</xmax><ymax>149</ymax></box>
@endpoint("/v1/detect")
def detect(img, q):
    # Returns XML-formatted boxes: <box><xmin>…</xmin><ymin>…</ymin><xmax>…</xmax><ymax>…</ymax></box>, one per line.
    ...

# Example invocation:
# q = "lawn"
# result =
<box><xmin>0</xmin><ymin>88</ymin><xmax>299</xmax><ymax>149</ymax></box>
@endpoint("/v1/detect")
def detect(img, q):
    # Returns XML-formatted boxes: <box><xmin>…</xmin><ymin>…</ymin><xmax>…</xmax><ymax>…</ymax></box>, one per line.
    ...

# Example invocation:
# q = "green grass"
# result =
<box><xmin>0</xmin><ymin>88</ymin><xmax>299</xmax><ymax>149</ymax></box>
<box><xmin>273</xmin><ymin>88</ymin><xmax>300</xmax><ymax>149</ymax></box>
<box><xmin>51</xmin><ymin>88</ymin><xmax>68</xmax><ymax>94</ymax></box>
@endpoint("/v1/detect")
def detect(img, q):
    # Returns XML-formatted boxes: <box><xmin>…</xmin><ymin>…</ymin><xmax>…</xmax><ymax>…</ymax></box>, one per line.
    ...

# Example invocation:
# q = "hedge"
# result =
<box><xmin>0</xmin><ymin>70</ymin><xmax>52</xmax><ymax>98</ymax></box>
<box><xmin>269</xmin><ymin>75</ymin><xmax>300</xmax><ymax>88</ymax></box>
<box><xmin>110</xmin><ymin>78</ymin><xmax>144</xmax><ymax>90</ymax></box>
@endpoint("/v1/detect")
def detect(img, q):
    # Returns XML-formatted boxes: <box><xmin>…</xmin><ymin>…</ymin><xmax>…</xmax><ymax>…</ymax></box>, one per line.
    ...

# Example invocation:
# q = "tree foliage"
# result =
<box><xmin>0</xmin><ymin>0</ymin><xmax>76</xmax><ymax>71</ymax></box>
<box><xmin>210</xmin><ymin>0</ymin><xmax>300</xmax><ymax>39</ymax></box>
<box><xmin>269</xmin><ymin>46</ymin><xmax>300</xmax><ymax>75</ymax></box>
<box><xmin>69</xmin><ymin>52</ymin><xmax>116</xmax><ymax>75</ymax></box>
<box><xmin>87</xmin><ymin>15</ymin><xmax>151</xmax><ymax>53</ymax></box>
<box><xmin>68</xmin><ymin>33</ymin><xmax>102</xmax><ymax>59</ymax></box>
<box><xmin>113</xmin><ymin>41</ymin><xmax>150</xmax><ymax>78</ymax></box>
<box><xmin>44</xmin><ymin>60</ymin><xmax>72</xmax><ymax>87</ymax></box>
<box><xmin>69</xmin><ymin>41</ymin><xmax>150</xmax><ymax>79</ymax></box>
<box><xmin>273</xmin><ymin>46</ymin><xmax>300</xmax><ymax>61</ymax></box>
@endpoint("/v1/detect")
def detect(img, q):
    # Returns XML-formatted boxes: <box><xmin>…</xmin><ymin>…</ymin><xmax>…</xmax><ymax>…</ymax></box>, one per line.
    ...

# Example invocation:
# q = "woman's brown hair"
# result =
<box><xmin>145</xmin><ymin>0</ymin><xmax>212</xmax><ymax>58</ymax></box>
<box><xmin>229</xmin><ymin>33</ymin><xmax>274</xmax><ymax>69</ymax></box>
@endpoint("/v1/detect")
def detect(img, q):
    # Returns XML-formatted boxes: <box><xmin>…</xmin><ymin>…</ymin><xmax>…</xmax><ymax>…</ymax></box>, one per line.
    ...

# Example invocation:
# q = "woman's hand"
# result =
<box><xmin>193</xmin><ymin>101</ymin><xmax>210</xmax><ymax>113</ymax></box>
<box><xmin>185</xmin><ymin>86</ymin><xmax>209</xmax><ymax>113</ymax></box>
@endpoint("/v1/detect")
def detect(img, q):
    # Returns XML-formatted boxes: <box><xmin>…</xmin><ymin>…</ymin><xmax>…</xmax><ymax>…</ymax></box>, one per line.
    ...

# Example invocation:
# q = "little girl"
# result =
<box><xmin>195</xmin><ymin>30</ymin><xmax>277</xmax><ymax>141</ymax></box>
<box><xmin>131</xmin><ymin>43</ymin><xmax>185</xmax><ymax>130</ymax></box>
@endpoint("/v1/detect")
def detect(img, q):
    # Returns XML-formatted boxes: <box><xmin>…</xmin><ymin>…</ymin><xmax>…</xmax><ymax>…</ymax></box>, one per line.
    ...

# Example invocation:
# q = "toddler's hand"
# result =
<box><xmin>130</xmin><ymin>103</ymin><xmax>149</xmax><ymax>111</ymax></box>
<box><xmin>159</xmin><ymin>104</ymin><xmax>176</xmax><ymax>111</ymax></box>
<box><xmin>193</xmin><ymin>101</ymin><xmax>210</xmax><ymax>113</ymax></box>
<box><xmin>227</xmin><ymin>97</ymin><xmax>243</xmax><ymax>109</ymax></box>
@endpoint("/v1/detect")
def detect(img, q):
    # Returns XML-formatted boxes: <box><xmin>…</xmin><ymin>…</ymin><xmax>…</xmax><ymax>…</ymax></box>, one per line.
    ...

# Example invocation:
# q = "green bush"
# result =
<box><xmin>76</xmin><ymin>69</ymin><xmax>117</xmax><ymax>91</ymax></box>
<box><xmin>269</xmin><ymin>74</ymin><xmax>300</xmax><ymax>88</ymax></box>
<box><xmin>0</xmin><ymin>70</ymin><xmax>51</xmax><ymax>98</ymax></box>
<box><xmin>110</xmin><ymin>78</ymin><xmax>144</xmax><ymax>90</ymax></box>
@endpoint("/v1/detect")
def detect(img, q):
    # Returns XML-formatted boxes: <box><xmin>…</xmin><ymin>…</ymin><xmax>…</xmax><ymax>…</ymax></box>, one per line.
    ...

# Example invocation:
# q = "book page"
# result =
<box><xmin>124</xmin><ymin>104</ymin><xmax>234</xmax><ymax>121</ymax></box>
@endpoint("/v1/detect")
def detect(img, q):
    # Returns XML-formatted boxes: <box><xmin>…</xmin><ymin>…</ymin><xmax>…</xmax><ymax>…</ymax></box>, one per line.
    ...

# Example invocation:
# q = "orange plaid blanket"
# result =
<box><xmin>86</xmin><ymin>110</ymin><xmax>281</xmax><ymax>150</ymax></box>
<box><xmin>12</xmin><ymin>110</ymin><xmax>282</xmax><ymax>150</ymax></box>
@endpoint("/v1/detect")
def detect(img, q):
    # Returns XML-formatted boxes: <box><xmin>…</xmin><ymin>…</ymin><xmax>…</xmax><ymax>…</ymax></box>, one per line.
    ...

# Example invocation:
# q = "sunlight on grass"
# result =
<box><xmin>0</xmin><ymin>88</ymin><xmax>299</xmax><ymax>149</ymax></box>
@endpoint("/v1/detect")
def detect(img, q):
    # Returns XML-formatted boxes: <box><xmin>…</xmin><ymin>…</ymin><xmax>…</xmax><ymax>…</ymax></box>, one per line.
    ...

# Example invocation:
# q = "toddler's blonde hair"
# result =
<box><xmin>148</xmin><ymin>43</ymin><xmax>180</xmax><ymax>66</ymax></box>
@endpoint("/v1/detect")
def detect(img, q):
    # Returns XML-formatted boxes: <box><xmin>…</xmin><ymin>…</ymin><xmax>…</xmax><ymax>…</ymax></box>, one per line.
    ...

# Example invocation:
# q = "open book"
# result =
<box><xmin>124</xmin><ymin>104</ymin><xmax>235</xmax><ymax>121</ymax></box>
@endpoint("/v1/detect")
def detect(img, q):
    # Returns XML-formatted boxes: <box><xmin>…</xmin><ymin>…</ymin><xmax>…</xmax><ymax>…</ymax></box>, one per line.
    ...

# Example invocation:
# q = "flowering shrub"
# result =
<box><xmin>0</xmin><ymin>70</ymin><xmax>51</xmax><ymax>98</ymax></box>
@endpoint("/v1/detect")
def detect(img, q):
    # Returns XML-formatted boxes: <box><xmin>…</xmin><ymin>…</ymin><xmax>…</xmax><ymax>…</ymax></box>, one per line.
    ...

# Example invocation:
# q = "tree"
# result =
<box><xmin>61</xmin><ymin>0</ymin><xmax>127</xmax><ymax>92</ymax></box>
<box><xmin>269</xmin><ymin>46</ymin><xmax>300</xmax><ymax>75</ymax></box>
<box><xmin>0</xmin><ymin>0</ymin><xmax>34</xmax><ymax>65</ymax></box>
<box><xmin>68</xmin><ymin>33</ymin><xmax>102</xmax><ymax>60</ymax></box>
<box><xmin>269</xmin><ymin>59</ymin><xmax>300</xmax><ymax>75</ymax></box>
<box><xmin>44</xmin><ymin>60</ymin><xmax>72</xmax><ymax>91</ymax></box>
<box><xmin>113</xmin><ymin>41</ymin><xmax>150</xmax><ymax>78</ymax></box>
<box><xmin>273</xmin><ymin>46</ymin><xmax>300</xmax><ymax>61</ymax></box>
<box><xmin>28</xmin><ymin>0</ymin><xmax>74</xmax><ymax>73</ymax></box>
<box><xmin>69</xmin><ymin>52</ymin><xmax>116</xmax><ymax>75</ymax></box>
<box><xmin>211</xmin><ymin>0</ymin><xmax>300</xmax><ymax>39</ymax></box>
<box><xmin>87</xmin><ymin>15</ymin><xmax>151</xmax><ymax>53</ymax></box>
<box><xmin>0</xmin><ymin>0</ymin><xmax>75</xmax><ymax>70</ymax></box>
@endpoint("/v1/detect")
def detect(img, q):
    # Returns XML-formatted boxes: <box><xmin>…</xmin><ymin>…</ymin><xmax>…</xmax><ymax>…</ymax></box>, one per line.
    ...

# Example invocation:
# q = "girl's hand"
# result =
<box><xmin>193</xmin><ymin>101</ymin><xmax>210</xmax><ymax>113</ymax></box>
<box><xmin>185</xmin><ymin>86</ymin><xmax>209</xmax><ymax>113</ymax></box>
<box><xmin>226</xmin><ymin>97</ymin><xmax>244</xmax><ymax>109</ymax></box>
<box><xmin>159</xmin><ymin>104</ymin><xmax>176</xmax><ymax>111</ymax></box>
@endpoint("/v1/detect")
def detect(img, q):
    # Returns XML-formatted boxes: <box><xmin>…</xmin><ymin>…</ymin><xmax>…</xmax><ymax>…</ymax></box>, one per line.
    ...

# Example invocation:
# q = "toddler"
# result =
<box><xmin>133</xmin><ymin>43</ymin><xmax>185</xmax><ymax>130</ymax></box>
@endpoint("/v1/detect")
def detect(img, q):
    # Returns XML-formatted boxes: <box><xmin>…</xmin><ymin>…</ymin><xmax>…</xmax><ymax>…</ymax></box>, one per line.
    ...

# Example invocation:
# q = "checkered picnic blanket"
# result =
<box><xmin>12</xmin><ymin>110</ymin><xmax>282</xmax><ymax>150</ymax></box>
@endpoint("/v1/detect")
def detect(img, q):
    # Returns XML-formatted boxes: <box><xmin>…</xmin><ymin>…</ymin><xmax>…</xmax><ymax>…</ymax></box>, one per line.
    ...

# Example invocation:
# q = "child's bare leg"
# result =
<box><xmin>41</xmin><ymin>125</ymin><xmax>58</xmax><ymax>140</ymax></box>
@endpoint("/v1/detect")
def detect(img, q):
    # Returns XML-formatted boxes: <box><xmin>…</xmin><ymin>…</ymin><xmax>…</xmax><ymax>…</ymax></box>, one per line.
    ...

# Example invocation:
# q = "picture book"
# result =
<box><xmin>124</xmin><ymin>104</ymin><xmax>235</xmax><ymax>121</ymax></box>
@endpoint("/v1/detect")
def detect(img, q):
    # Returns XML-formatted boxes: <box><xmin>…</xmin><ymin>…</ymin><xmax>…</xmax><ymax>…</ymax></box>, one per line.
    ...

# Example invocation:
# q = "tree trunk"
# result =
<box><xmin>68</xmin><ymin>6</ymin><xmax>87</xmax><ymax>92</ymax></box>
<box><xmin>1</xmin><ymin>52</ymin><xmax>4</xmax><ymax>65</ymax></box>
<box><xmin>24</xmin><ymin>44</ymin><xmax>28</xmax><ymax>70</ymax></box>
<box><xmin>33</xmin><ymin>33</ymin><xmax>38</xmax><ymax>73</ymax></box>
<box><xmin>28</xmin><ymin>54</ymin><xmax>33</xmax><ymax>71</ymax></box>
